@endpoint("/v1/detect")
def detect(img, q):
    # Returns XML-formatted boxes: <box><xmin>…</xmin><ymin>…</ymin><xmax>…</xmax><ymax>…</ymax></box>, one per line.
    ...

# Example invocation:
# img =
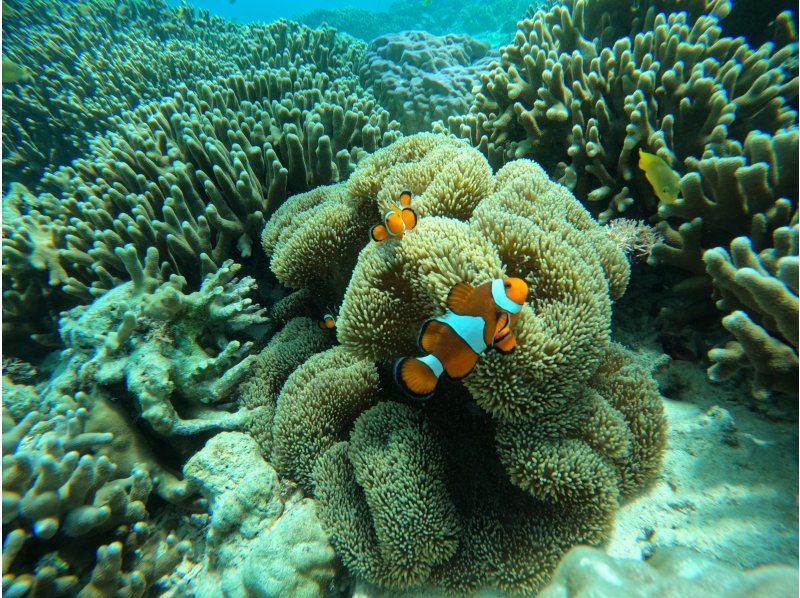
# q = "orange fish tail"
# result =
<box><xmin>371</xmin><ymin>224</ymin><xmax>389</xmax><ymax>241</ymax></box>
<box><xmin>394</xmin><ymin>356</ymin><xmax>441</xmax><ymax>400</ymax></box>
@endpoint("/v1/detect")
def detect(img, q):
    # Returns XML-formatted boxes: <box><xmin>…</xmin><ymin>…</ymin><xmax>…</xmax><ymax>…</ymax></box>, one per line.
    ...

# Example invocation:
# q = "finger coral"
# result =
<box><xmin>1</xmin><ymin>0</ymin><xmax>367</xmax><ymax>187</ymax></box>
<box><xmin>704</xmin><ymin>224</ymin><xmax>798</xmax><ymax>402</ymax></box>
<box><xmin>50</xmin><ymin>248</ymin><xmax>266</xmax><ymax>502</ymax></box>
<box><xmin>2</xmin><ymin>398</ymin><xmax>190</xmax><ymax>597</ymax></box>
<box><xmin>261</xmin><ymin>134</ymin><xmax>665</xmax><ymax>593</ymax></box>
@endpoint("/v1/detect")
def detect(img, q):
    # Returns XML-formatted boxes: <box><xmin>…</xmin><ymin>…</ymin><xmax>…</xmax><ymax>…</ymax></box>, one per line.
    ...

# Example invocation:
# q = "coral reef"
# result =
<box><xmin>1</xmin><ymin>0</ymin><xmax>367</xmax><ymax>187</ymax></box>
<box><xmin>44</xmin><ymin>250</ymin><xmax>267</xmax><ymax>504</ymax></box>
<box><xmin>538</xmin><ymin>546</ymin><xmax>799</xmax><ymax>597</ymax></box>
<box><xmin>2</xmin><ymin>17</ymin><xmax>400</xmax><ymax>356</ymax></box>
<box><xmin>704</xmin><ymin>224</ymin><xmax>798</xmax><ymax>402</ymax></box>
<box><xmin>650</xmin><ymin>128</ymin><xmax>798</xmax><ymax>292</ymax></box>
<box><xmin>444</xmin><ymin>0</ymin><xmax>798</xmax><ymax>222</ymax></box>
<box><xmin>261</xmin><ymin>135</ymin><xmax>665</xmax><ymax>593</ymax></box>
<box><xmin>2</xmin><ymin>393</ymin><xmax>189</xmax><ymax>596</ymax></box>
<box><xmin>360</xmin><ymin>31</ymin><xmax>497</xmax><ymax>133</ymax></box>
<box><xmin>183</xmin><ymin>432</ymin><xmax>337</xmax><ymax>597</ymax></box>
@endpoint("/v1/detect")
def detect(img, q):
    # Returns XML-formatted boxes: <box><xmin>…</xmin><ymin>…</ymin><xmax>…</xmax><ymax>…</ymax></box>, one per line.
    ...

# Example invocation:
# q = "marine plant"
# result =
<box><xmin>257</xmin><ymin>134</ymin><xmax>666</xmax><ymax>593</ymax></box>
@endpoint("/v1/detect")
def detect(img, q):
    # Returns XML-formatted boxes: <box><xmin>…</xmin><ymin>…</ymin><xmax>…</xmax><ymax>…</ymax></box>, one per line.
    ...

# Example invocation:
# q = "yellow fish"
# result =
<box><xmin>638</xmin><ymin>148</ymin><xmax>680</xmax><ymax>205</ymax></box>
<box><xmin>2</xmin><ymin>57</ymin><xmax>31</xmax><ymax>84</ymax></box>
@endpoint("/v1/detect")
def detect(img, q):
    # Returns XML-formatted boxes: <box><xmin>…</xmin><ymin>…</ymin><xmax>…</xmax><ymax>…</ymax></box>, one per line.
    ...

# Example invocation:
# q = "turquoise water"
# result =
<box><xmin>2</xmin><ymin>0</ymin><xmax>798</xmax><ymax>596</ymax></box>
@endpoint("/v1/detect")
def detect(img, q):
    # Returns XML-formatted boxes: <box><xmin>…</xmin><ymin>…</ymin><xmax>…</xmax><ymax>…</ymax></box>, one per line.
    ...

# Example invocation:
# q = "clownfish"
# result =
<box><xmin>394</xmin><ymin>277</ymin><xmax>528</xmax><ymax>400</ymax></box>
<box><xmin>370</xmin><ymin>191</ymin><xmax>418</xmax><ymax>242</ymax></box>
<box><xmin>638</xmin><ymin>148</ymin><xmax>680</xmax><ymax>205</ymax></box>
<box><xmin>319</xmin><ymin>313</ymin><xmax>336</xmax><ymax>330</ymax></box>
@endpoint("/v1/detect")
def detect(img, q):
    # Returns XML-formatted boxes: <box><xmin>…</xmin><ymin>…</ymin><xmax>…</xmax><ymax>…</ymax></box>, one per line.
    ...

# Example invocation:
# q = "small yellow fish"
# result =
<box><xmin>2</xmin><ymin>57</ymin><xmax>31</xmax><ymax>84</ymax></box>
<box><xmin>638</xmin><ymin>148</ymin><xmax>680</xmax><ymax>205</ymax></box>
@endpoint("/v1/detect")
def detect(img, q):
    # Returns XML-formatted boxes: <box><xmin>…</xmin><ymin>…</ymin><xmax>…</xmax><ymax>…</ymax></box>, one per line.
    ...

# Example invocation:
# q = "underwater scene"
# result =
<box><xmin>1</xmin><ymin>0</ymin><xmax>798</xmax><ymax>595</ymax></box>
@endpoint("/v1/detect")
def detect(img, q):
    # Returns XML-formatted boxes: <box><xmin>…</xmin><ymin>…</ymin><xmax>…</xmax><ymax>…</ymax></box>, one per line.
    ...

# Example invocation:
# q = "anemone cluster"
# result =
<box><xmin>255</xmin><ymin>134</ymin><xmax>666</xmax><ymax>592</ymax></box>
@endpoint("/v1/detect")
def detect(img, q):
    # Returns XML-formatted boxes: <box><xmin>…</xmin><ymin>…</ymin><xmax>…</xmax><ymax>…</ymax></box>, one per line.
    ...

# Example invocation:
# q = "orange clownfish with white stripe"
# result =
<box><xmin>370</xmin><ymin>190</ymin><xmax>418</xmax><ymax>242</ymax></box>
<box><xmin>318</xmin><ymin>313</ymin><xmax>336</xmax><ymax>330</ymax></box>
<box><xmin>394</xmin><ymin>277</ymin><xmax>528</xmax><ymax>400</ymax></box>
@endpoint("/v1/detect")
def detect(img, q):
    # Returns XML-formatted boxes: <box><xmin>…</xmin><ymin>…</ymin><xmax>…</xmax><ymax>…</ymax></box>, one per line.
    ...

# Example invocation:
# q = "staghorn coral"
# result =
<box><xmin>2</xmin><ymin>399</ymin><xmax>189</xmax><ymax>597</ymax></box>
<box><xmin>359</xmin><ymin>31</ymin><xmax>497</xmax><ymax>133</ymax></box>
<box><xmin>2</xmin><ymin>0</ymin><xmax>367</xmax><ymax>187</ymax></box>
<box><xmin>704</xmin><ymin>224</ymin><xmax>798</xmax><ymax>401</ymax></box>
<box><xmin>538</xmin><ymin>545</ymin><xmax>799</xmax><ymax>598</ymax></box>
<box><xmin>2</xmin><ymin>35</ymin><xmax>400</xmax><ymax>355</ymax></box>
<box><xmin>261</xmin><ymin>135</ymin><xmax>664</xmax><ymax>593</ymax></box>
<box><xmin>443</xmin><ymin>0</ymin><xmax>798</xmax><ymax>222</ymax></box>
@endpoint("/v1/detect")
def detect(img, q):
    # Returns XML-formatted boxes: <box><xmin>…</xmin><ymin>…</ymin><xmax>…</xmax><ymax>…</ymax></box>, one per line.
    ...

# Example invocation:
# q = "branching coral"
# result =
<box><xmin>650</xmin><ymin>128</ymin><xmax>798</xmax><ymax>289</ymax></box>
<box><xmin>27</xmin><ymin>247</ymin><xmax>266</xmax><ymax>508</ymax></box>
<box><xmin>2</xmin><ymin>0</ymin><xmax>367</xmax><ymax>186</ymax></box>
<box><xmin>260</xmin><ymin>134</ymin><xmax>665</xmax><ymax>593</ymax></box>
<box><xmin>2</xmin><ymin>23</ymin><xmax>400</xmax><ymax>355</ymax></box>
<box><xmin>704</xmin><ymin>224</ymin><xmax>798</xmax><ymax>400</ymax></box>
<box><xmin>360</xmin><ymin>31</ymin><xmax>497</xmax><ymax>133</ymax></box>
<box><xmin>443</xmin><ymin>0</ymin><xmax>798</xmax><ymax>222</ymax></box>
<box><xmin>2</xmin><ymin>400</ymin><xmax>189</xmax><ymax>596</ymax></box>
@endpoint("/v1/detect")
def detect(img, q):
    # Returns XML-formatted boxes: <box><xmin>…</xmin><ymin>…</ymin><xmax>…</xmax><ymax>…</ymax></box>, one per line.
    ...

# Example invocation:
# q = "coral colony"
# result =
<box><xmin>2</xmin><ymin>0</ymin><xmax>797</xmax><ymax>595</ymax></box>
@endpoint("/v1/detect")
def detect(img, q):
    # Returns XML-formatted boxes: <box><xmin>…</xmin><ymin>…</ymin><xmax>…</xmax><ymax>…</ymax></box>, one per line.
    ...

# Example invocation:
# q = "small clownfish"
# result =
<box><xmin>319</xmin><ymin>313</ymin><xmax>336</xmax><ymax>330</ymax></box>
<box><xmin>394</xmin><ymin>277</ymin><xmax>529</xmax><ymax>400</ymax></box>
<box><xmin>370</xmin><ymin>191</ymin><xmax>418</xmax><ymax>242</ymax></box>
<box><xmin>638</xmin><ymin>148</ymin><xmax>681</xmax><ymax>205</ymax></box>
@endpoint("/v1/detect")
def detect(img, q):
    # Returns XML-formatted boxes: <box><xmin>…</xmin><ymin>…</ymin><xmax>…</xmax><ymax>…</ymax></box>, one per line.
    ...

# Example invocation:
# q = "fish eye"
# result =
<box><xmin>504</xmin><ymin>282</ymin><xmax>511</xmax><ymax>288</ymax></box>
